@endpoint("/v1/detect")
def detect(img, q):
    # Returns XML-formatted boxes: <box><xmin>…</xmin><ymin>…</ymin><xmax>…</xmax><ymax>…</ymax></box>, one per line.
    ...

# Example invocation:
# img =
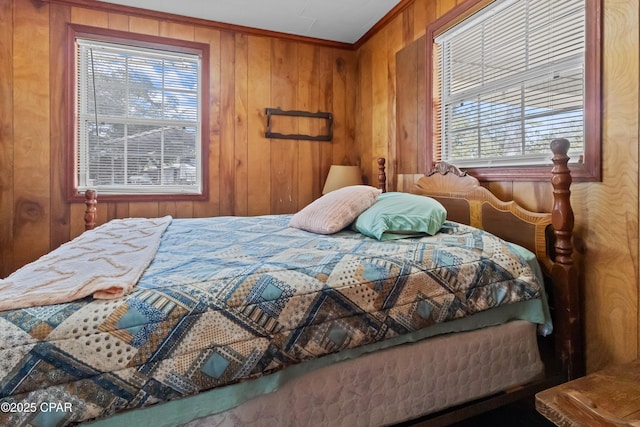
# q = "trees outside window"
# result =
<box><xmin>426</xmin><ymin>0</ymin><xmax>602</xmax><ymax>181</ymax></box>
<box><xmin>68</xmin><ymin>25</ymin><xmax>210</xmax><ymax>200</ymax></box>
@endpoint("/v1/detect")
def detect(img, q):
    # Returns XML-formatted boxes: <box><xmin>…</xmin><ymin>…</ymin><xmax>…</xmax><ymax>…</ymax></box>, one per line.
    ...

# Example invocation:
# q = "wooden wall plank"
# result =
<box><xmin>579</xmin><ymin>0</ymin><xmax>639</xmax><ymax>369</ymax></box>
<box><xmin>107</xmin><ymin>12</ymin><xmax>129</xmax><ymax>31</ymax></box>
<box><xmin>296</xmin><ymin>44</ymin><xmax>316</xmax><ymax>207</ymax></box>
<box><xmin>402</xmin><ymin>3</ymin><xmax>415</xmax><ymax>45</ymax></box>
<box><xmin>330</xmin><ymin>49</ymin><xmax>358</xmax><ymax>171</ymax></box>
<box><xmin>156</xmin><ymin>201</ymin><xmax>192</xmax><ymax>218</ymax></box>
<box><xmin>270</xmin><ymin>39</ymin><xmax>298</xmax><ymax>214</ymax></box>
<box><xmin>12</xmin><ymin>0</ymin><xmax>51</xmax><ymax>269</ymax></box>
<box><xmin>49</xmin><ymin>3</ymin><xmax>72</xmax><ymax>251</ymax></box>
<box><xmin>437</xmin><ymin>0</ymin><xmax>458</xmax><ymax>17</ymax></box>
<box><xmin>69</xmin><ymin>203</ymin><xmax>85</xmax><ymax>239</ymax></box>
<box><xmin>486</xmin><ymin>181</ymin><xmax>513</xmax><ymax>204</ymax></box>
<box><xmin>412</xmin><ymin>0</ymin><xmax>429</xmax><ymax>42</ymax></box>
<box><xmin>247</xmin><ymin>36</ymin><xmax>271</xmax><ymax>216</ymax></box>
<box><xmin>219</xmin><ymin>31</ymin><xmax>236</xmax><ymax>216</ymax></box>
<box><xmin>159</xmin><ymin>21</ymin><xmax>194</xmax><ymax>40</ymax></box>
<box><xmin>371</xmin><ymin>32</ymin><xmax>388</xmax><ymax>164</ymax></box>
<box><xmin>356</xmin><ymin>44</ymin><xmax>373</xmax><ymax>182</ymax></box>
<box><xmin>71</xmin><ymin>6</ymin><xmax>107</xmax><ymax>26</ymax></box>
<box><xmin>296</xmin><ymin>44</ymin><xmax>332</xmax><ymax>207</ymax></box>
<box><xmin>128</xmin><ymin>15</ymin><xmax>159</xmax><ymax>35</ymax></box>
<box><xmin>234</xmin><ymin>33</ymin><xmax>249</xmax><ymax>216</ymax></box>
<box><xmin>318</xmin><ymin>48</ymin><xmax>334</xmax><ymax>195</ymax></box>
<box><xmin>511</xmin><ymin>182</ymin><xmax>553</xmax><ymax>213</ymax></box>
<box><xmin>0</xmin><ymin>0</ymin><xmax>14</xmax><ymax>277</ymax></box>
<box><xmin>386</xmin><ymin>15</ymin><xmax>403</xmax><ymax>191</ymax></box>
<box><xmin>175</xmin><ymin>201</ymin><xmax>193</xmax><ymax>218</ymax></box>
<box><xmin>330</xmin><ymin>51</ymin><xmax>349</xmax><ymax>167</ymax></box>
<box><xmin>344</xmin><ymin>50</ymin><xmax>358</xmax><ymax>168</ymax></box>
<box><xmin>415</xmin><ymin>35</ymin><xmax>426</xmax><ymax>172</ymax></box>
<box><xmin>194</xmin><ymin>26</ymin><xmax>221</xmax><ymax>218</ymax></box>
<box><xmin>396</xmin><ymin>38</ymin><xmax>419</xmax><ymax>174</ymax></box>
<box><xmin>158</xmin><ymin>201</ymin><xmax>177</xmax><ymax>218</ymax></box>
<box><xmin>128</xmin><ymin>202</ymin><xmax>159</xmax><ymax>218</ymax></box>
<box><xmin>114</xmin><ymin>202</ymin><xmax>129</xmax><ymax>219</ymax></box>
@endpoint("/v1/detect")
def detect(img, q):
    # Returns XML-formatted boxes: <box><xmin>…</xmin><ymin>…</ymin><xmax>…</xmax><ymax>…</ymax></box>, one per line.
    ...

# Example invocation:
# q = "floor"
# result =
<box><xmin>451</xmin><ymin>397</ymin><xmax>554</xmax><ymax>427</ymax></box>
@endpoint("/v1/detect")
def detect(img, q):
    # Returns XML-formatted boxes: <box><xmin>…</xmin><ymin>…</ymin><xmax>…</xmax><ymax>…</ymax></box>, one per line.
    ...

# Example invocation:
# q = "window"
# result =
<box><xmin>67</xmin><ymin>25</ymin><xmax>210</xmax><ymax>200</ymax></box>
<box><xmin>426</xmin><ymin>0</ymin><xmax>602</xmax><ymax>181</ymax></box>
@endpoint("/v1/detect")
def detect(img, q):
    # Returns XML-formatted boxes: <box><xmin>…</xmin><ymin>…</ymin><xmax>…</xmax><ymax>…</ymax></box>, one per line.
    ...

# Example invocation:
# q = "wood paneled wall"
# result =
<box><xmin>355</xmin><ymin>0</ymin><xmax>639</xmax><ymax>372</ymax></box>
<box><xmin>0</xmin><ymin>0</ymin><xmax>357</xmax><ymax>277</ymax></box>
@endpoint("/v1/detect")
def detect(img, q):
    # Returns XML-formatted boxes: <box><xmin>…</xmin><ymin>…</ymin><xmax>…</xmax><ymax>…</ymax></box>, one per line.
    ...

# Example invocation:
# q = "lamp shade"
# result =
<box><xmin>322</xmin><ymin>165</ymin><xmax>362</xmax><ymax>194</ymax></box>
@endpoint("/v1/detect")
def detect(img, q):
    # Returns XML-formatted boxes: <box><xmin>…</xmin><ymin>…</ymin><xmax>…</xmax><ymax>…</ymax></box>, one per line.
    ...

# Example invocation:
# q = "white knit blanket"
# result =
<box><xmin>0</xmin><ymin>216</ymin><xmax>172</xmax><ymax>311</ymax></box>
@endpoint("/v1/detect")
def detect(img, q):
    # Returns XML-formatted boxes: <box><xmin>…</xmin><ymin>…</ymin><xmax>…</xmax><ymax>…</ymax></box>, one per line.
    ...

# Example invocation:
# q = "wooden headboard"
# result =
<box><xmin>381</xmin><ymin>138</ymin><xmax>582</xmax><ymax>381</ymax></box>
<box><xmin>401</xmin><ymin>161</ymin><xmax>555</xmax><ymax>274</ymax></box>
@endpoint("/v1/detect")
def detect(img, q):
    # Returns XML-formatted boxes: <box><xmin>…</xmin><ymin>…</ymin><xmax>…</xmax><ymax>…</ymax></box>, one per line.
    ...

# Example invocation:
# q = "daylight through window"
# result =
<box><xmin>76</xmin><ymin>38</ymin><xmax>203</xmax><ymax>195</ymax></box>
<box><xmin>434</xmin><ymin>0</ymin><xmax>586</xmax><ymax>169</ymax></box>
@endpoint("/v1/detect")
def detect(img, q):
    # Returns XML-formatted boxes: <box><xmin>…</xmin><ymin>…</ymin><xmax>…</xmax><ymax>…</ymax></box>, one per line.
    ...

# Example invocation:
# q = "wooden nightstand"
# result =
<box><xmin>535</xmin><ymin>359</ymin><xmax>640</xmax><ymax>426</ymax></box>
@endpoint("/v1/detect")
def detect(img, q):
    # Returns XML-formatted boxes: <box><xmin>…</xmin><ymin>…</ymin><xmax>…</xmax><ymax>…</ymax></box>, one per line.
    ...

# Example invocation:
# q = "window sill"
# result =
<box><xmin>462</xmin><ymin>162</ymin><xmax>600</xmax><ymax>182</ymax></box>
<box><xmin>67</xmin><ymin>192</ymin><xmax>208</xmax><ymax>203</ymax></box>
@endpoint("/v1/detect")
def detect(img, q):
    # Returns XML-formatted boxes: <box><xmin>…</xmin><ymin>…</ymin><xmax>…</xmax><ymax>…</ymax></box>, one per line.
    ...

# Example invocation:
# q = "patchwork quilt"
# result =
<box><xmin>0</xmin><ymin>215</ymin><xmax>543</xmax><ymax>426</ymax></box>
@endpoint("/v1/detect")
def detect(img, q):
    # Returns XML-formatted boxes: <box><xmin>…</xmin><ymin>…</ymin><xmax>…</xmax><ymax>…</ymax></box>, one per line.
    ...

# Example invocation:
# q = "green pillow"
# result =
<box><xmin>354</xmin><ymin>192</ymin><xmax>447</xmax><ymax>240</ymax></box>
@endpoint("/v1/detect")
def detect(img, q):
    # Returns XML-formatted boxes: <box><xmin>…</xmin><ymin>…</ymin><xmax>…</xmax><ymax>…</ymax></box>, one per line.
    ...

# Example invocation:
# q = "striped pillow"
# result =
<box><xmin>289</xmin><ymin>185</ymin><xmax>382</xmax><ymax>234</ymax></box>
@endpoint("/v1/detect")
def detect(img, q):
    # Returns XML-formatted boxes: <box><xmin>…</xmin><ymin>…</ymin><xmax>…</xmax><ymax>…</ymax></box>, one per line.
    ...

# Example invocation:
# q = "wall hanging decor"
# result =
<box><xmin>265</xmin><ymin>108</ymin><xmax>333</xmax><ymax>141</ymax></box>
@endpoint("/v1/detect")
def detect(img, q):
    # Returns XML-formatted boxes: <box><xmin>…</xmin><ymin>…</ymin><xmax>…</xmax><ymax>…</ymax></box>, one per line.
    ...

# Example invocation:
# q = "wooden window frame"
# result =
<box><xmin>425</xmin><ymin>0</ymin><xmax>602</xmax><ymax>182</ymax></box>
<box><xmin>66</xmin><ymin>24</ymin><xmax>211</xmax><ymax>202</ymax></box>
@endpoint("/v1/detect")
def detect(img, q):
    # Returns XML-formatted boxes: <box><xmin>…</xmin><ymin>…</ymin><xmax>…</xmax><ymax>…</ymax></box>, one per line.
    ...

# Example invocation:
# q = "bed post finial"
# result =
<box><xmin>84</xmin><ymin>189</ymin><xmax>97</xmax><ymax>231</ymax></box>
<box><xmin>549</xmin><ymin>138</ymin><xmax>584</xmax><ymax>380</ymax></box>
<box><xmin>377</xmin><ymin>158</ymin><xmax>387</xmax><ymax>193</ymax></box>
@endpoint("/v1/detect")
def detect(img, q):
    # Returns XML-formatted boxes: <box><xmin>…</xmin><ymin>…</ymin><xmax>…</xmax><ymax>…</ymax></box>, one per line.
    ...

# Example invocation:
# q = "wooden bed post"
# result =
<box><xmin>377</xmin><ymin>158</ymin><xmax>387</xmax><ymax>192</ymax></box>
<box><xmin>84</xmin><ymin>189</ymin><xmax>97</xmax><ymax>231</ymax></box>
<box><xmin>550</xmin><ymin>138</ymin><xmax>584</xmax><ymax>380</ymax></box>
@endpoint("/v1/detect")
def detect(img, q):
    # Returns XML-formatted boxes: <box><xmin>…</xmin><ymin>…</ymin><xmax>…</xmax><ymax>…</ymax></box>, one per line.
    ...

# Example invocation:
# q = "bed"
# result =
<box><xmin>0</xmin><ymin>139</ymin><xmax>581</xmax><ymax>426</ymax></box>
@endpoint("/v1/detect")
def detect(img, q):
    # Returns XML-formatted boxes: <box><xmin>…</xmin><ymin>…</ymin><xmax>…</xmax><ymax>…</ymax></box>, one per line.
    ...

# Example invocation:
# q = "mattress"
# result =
<box><xmin>0</xmin><ymin>215</ymin><xmax>549</xmax><ymax>426</ymax></box>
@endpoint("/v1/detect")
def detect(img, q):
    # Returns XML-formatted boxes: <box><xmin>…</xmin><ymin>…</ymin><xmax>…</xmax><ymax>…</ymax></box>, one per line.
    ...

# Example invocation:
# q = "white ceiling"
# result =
<box><xmin>97</xmin><ymin>0</ymin><xmax>403</xmax><ymax>44</ymax></box>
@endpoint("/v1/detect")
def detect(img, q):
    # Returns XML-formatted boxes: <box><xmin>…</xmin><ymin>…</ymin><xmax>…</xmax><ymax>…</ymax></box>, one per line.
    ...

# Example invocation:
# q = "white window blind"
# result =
<box><xmin>434</xmin><ymin>0</ymin><xmax>585</xmax><ymax>168</ymax></box>
<box><xmin>76</xmin><ymin>39</ymin><xmax>202</xmax><ymax>195</ymax></box>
